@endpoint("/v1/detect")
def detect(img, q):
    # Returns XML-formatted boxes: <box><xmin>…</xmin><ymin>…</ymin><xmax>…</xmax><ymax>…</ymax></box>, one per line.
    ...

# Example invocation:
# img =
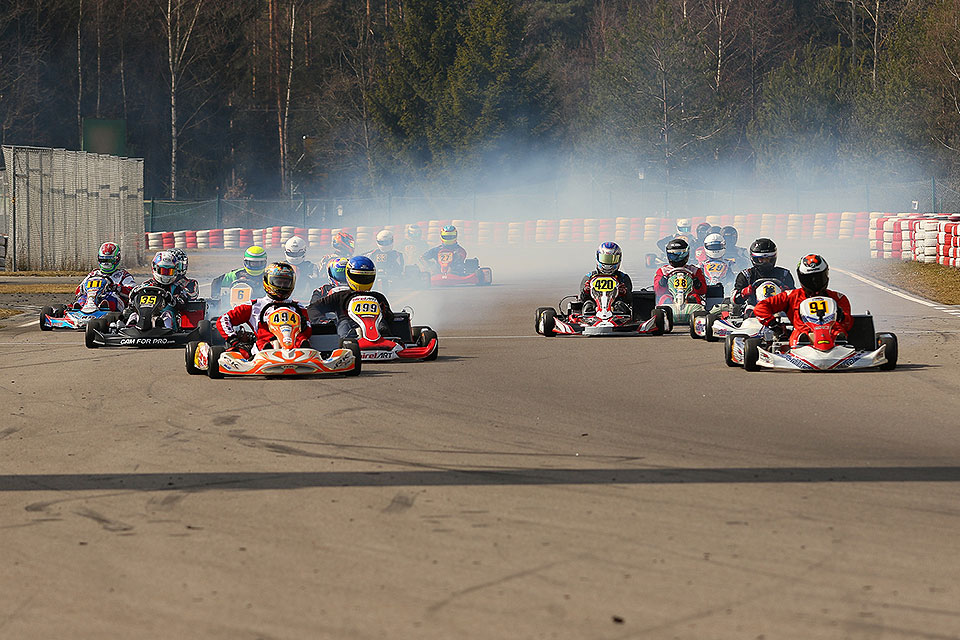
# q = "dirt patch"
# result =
<box><xmin>0</xmin><ymin>308</ymin><xmax>21</xmax><ymax>320</ymax></box>
<box><xmin>0</xmin><ymin>284</ymin><xmax>76</xmax><ymax>294</ymax></box>
<box><xmin>0</xmin><ymin>270</ymin><xmax>88</xmax><ymax>277</ymax></box>
<box><xmin>867</xmin><ymin>260</ymin><xmax>960</xmax><ymax>305</ymax></box>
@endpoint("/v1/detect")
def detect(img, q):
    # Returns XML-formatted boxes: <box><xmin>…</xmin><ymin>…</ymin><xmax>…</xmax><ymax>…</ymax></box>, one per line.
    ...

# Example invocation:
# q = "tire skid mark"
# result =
<box><xmin>73</xmin><ymin>507</ymin><xmax>134</xmax><ymax>533</ymax></box>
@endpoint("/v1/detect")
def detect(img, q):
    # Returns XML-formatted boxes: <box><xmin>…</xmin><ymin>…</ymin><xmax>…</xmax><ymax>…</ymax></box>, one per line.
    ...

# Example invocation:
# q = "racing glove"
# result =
<box><xmin>739</xmin><ymin>285</ymin><xmax>753</xmax><ymax>298</ymax></box>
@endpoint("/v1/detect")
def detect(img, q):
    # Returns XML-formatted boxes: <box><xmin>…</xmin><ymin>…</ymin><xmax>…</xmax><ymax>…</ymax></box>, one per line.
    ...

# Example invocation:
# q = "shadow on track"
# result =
<box><xmin>4</xmin><ymin>466</ymin><xmax>960</xmax><ymax>492</ymax></box>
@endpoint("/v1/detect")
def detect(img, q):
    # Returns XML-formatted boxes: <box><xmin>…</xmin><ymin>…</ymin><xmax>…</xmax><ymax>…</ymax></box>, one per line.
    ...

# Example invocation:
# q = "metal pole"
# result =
<box><xmin>149</xmin><ymin>198</ymin><xmax>155</xmax><ymax>233</ymax></box>
<box><xmin>216</xmin><ymin>187</ymin><xmax>223</xmax><ymax>228</ymax></box>
<box><xmin>932</xmin><ymin>176</ymin><xmax>937</xmax><ymax>213</ymax></box>
<box><xmin>11</xmin><ymin>148</ymin><xmax>16</xmax><ymax>271</ymax></box>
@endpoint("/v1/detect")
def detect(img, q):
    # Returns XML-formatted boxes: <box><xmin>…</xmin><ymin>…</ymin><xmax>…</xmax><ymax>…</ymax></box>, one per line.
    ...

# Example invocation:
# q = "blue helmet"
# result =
<box><xmin>596</xmin><ymin>241</ymin><xmax>622</xmax><ymax>275</ymax></box>
<box><xmin>346</xmin><ymin>255</ymin><xmax>376</xmax><ymax>291</ymax></box>
<box><xmin>326</xmin><ymin>257</ymin><xmax>348</xmax><ymax>285</ymax></box>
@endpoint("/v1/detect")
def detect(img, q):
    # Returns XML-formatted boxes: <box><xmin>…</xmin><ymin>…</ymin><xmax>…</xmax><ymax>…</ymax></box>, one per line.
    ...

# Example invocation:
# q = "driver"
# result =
<box><xmin>216</xmin><ymin>262</ymin><xmax>312</xmax><ymax>359</ymax></box>
<box><xmin>656</xmin><ymin>218</ymin><xmax>695</xmax><ymax>252</ymax></box>
<box><xmin>732</xmin><ymin>238</ymin><xmax>796</xmax><ymax>304</ymax></box>
<box><xmin>754</xmin><ymin>254</ymin><xmax>853</xmax><ymax>346</ymax></box>
<box><xmin>308</xmin><ymin>255</ymin><xmax>396</xmax><ymax>339</ymax></box>
<box><xmin>72</xmin><ymin>242</ymin><xmax>136</xmax><ymax>311</ymax></box>
<box><xmin>420</xmin><ymin>225</ymin><xmax>468</xmax><ymax>274</ymax></box>
<box><xmin>170</xmin><ymin>248</ymin><xmax>199</xmax><ymax>301</ymax></box>
<box><xmin>284</xmin><ymin>236</ymin><xmax>322</xmax><ymax>297</ymax></box>
<box><xmin>365</xmin><ymin>229</ymin><xmax>405</xmax><ymax>276</ymax></box>
<box><xmin>125</xmin><ymin>251</ymin><xmax>193</xmax><ymax>328</ymax></box>
<box><xmin>579</xmin><ymin>242</ymin><xmax>632</xmax><ymax>311</ymax></box>
<box><xmin>399</xmin><ymin>224</ymin><xmax>428</xmax><ymax>263</ymax></box>
<box><xmin>722</xmin><ymin>226</ymin><xmax>750</xmax><ymax>270</ymax></box>
<box><xmin>310</xmin><ymin>257</ymin><xmax>350</xmax><ymax>302</ymax></box>
<box><xmin>694</xmin><ymin>225</ymin><xmax>722</xmax><ymax>262</ymax></box>
<box><xmin>319</xmin><ymin>231</ymin><xmax>355</xmax><ymax>266</ymax></box>
<box><xmin>210</xmin><ymin>245</ymin><xmax>268</xmax><ymax>301</ymax></box>
<box><xmin>654</xmin><ymin>238</ymin><xmax>707</xmax><ymax>304</ymax></box>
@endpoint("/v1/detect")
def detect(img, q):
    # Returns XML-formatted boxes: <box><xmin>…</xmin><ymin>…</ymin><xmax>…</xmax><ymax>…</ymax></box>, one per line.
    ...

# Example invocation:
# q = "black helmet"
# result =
<box><xmin>665</xmin><ymin>238</ymin><xmax>690</xmax><ymax>267</ymax></box>
<box><xmin>797</xmin><ymin>254</ymin><xmax>829</xmax><ymax>294</ymax></box>
<box><xmin>695</xmin><ymin>222</ymin><xmax>711</xmax><ymax>242</ymax></box>
<box><xmin>750</xmin><ymin>238</ymin><xmax>778</xmax><ymax>274</ymax></box>
<box><xmin>722</xmin><ymin>226</ymin><xmax>738</xmax><ymax>246</ymax></box>
<box><xmin>263</xmin><ymin>262</ymin><xmax>296</xmax><ymax>300</ymax></box>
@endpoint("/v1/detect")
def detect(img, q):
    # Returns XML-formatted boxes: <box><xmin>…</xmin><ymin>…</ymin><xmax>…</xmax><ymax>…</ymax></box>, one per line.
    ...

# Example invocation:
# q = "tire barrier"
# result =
<box><xmin>870</xmin><ymin>212</ymin><xmax>960</xmax><ymax>265</ymax></box>
<box><xmin>145</xmin><ymin>212</ymin><xmax>876</xmax><ymax>253</ymax></box>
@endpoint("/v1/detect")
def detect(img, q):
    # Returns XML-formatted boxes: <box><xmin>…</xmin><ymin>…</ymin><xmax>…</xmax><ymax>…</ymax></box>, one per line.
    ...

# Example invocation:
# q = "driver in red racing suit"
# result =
<box><xmin>216</xmin><ymin>262</ymin><xmax>311</xmax><ymax>358</ymax></box>
<box><xmin>654</xmin><ymin>238</ymin><xmax>707</xmax><ymax>304</ymax></box>
<box><xmin>754</xmin><ymin>254</ymin><xmax>853</xmax><ymax>346</ymax></box>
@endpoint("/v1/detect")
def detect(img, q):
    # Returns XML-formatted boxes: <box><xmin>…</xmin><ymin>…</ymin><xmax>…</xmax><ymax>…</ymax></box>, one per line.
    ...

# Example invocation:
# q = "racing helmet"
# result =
<box><xmin>152</xmin><ymin>251</ymin><xmax>178</xmax><ymax>285</ymax></box>
<box><xmin>797</xmin><ymin>254</ymin><xmax>829</xmax><ymax>294</ymax></box>
<box><xmin>263</xmin><ymin>261</ymin><xmax>296</xmax><ymax>301</ymax></box>
<box><xmin>376</xmin><ymin>229</ymin><xmax>395</xmax><ymax>249</ymax></box>
<box><xmin>346</xmin><ymin>255</ymin><xmax>376</xmax><ymax>292</ymax></box>
<box><xmin>596</xmin><ymin>242</ymin><xmax>622</xmax><ymax>275</ymax></box>
<box><xmin>722</xmin><ymin>225</ymin><xmax>738</xmax><ymax>247</ymax></box>
<box><xmin>703</xmin><ymin>233</ymin><xmax>726</xmax><ymax>260</ymax></box>
<box><xmin>98</xmin><ymin>242</ymin><xmax>121</xmax><ymax>274</ymax></box>
<box><xmin>244</xmin><ymin>246</ymin><xmax>268</xmax><ymax>276</ymax></box>
<box><xmin>327</xmin><ymin>257</ymin><xmax>348</xmax><ymax>284</ymax></box>
<box><xmin>405</xmin><ymin>224</ymin><xmax>422</xmax><ymax>241</ymax></box>
<box><xmin>750</xmin><ymin>238</ymin><xmax>778</xmax><ymax>275</ymax></box>
<box><xmin>696</xmin><ymin>223</ymin><xmax>712</xmax><ymax>243</ymax></box>
<box><xmin>665</xmin><ymin>238</ymin><xmax>690</xmax><ymax>267</ymax></box>
<box><xmin>332</xmin><ymin>231</ymin><xmax>355</xmax><ymax>257</ymax></box>
<box><xmin>283</xmin><ymin>236</ymin><xmax>307</xmax><ymax>265</ymax></box>
<box><xmin>440</xmin><ymin>225</ymin><xmax>458</xmax><ymax>246</ymax></box>
<box><xmin>170</xmin><ymin>247</ymin><xmax>188</xmax><ymax>276</ymax></box>
<box><xmin>676</xmin><ymin>218</ymin><xmax>692</xmax><ymax>234</ymax></box>
<box><xmin>707</xmin><ymin>225</ymin><xmax>722</xmax><ymax>237</ymax></box>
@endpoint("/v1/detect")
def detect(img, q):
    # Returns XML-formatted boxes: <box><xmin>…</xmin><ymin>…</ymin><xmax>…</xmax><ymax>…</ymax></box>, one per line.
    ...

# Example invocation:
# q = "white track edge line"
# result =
<box><xmin>835</xmin><ymin>267</ymin><xmax>944</xmax><ymax>310</ymax></box>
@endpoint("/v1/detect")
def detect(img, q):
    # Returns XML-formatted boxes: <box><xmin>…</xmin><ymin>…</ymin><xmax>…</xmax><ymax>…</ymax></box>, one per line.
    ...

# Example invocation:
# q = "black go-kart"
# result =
<box><xmin>85</xmin><ymin>285</ymin><xmax>211</xmax><ymax>349</ymax></box>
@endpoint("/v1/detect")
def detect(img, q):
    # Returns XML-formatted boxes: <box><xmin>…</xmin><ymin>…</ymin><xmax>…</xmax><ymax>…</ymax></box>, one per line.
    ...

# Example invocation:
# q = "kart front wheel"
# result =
<box><xmin>651</xmin><ymin>307</ymin><xmax>666</xmax><ymax>336</ymax></box>
<box><xmin>743</xmin><ymin>337</ymin><xmax>761</xmax><ymax>372</ymax></box>
<box><xmin>655</xmin><ymin>305</ymin><xmax>674</xmax><ymax>333</ymax></box>
<box><xmin>689</xmin><ymin>311</ymin><xmax>705</xmax><ymax>339</ymax></box>
<box><xmin>339</xmin><ymin>339</ymin><xmax>362</xmax><ymax>376</ymax></box>
<box><xmin>535</xmin><ymin>307</ymin><xmax>553</xmax><ymax>333</ymax></box>
<box><xmin>704</xmin><ymin>312</ymin><xmax>720</xmax><ymax>342</ymax></box>
<box><xmin>84</xmin><ymin>318</ymin><xmax>103</xmax><ymax>348</ymax></box>
<box><xmin>540</xmin><ymin>309</ymin><xmax>557</xmax><ymax>337</ymax></box>
<box><xmin>878</xmin><ymin>333</ymin><xmax>898</xmax><ymax>370</ymax></box>
<box><xmin>207</xmin><ymin>346</ymin><xmax>225</xmax><ymax>379</ymax></box>
<box><xmin>185</xmin><ymin>341</ymin><xmax>203</xmax><ymax>375</ymax></box>
<box><xmin>418</xmin><ymin>329</ymin><xmax>439</xmax><ymax>361</ymax></box>
<box><xmin>724</xmin><ymin>335</ymin><xmax>738</xmax><ymax>367</ymax></box>
<box><xmin>39</xmin><ymin>306</ymin><xmax>54</xmax><ymax>331</ymax></box>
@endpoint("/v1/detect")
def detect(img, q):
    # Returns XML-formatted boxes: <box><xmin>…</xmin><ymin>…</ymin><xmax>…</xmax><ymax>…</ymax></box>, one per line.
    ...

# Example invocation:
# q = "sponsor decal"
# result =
<box><xmin>119</xmin><ymin>337</ymin><xmax>175</xmax><ymax>345</ymax></box>
<box><xmin>362</xmin><ymin>350</ymin><xmax>398</xmax><ymax>361</ymax></box>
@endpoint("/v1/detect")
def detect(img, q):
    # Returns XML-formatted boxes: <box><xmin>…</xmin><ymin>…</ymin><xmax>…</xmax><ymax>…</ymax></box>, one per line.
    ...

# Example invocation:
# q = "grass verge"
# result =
<box><xmin>0</xmin><ymin>283</ymin><xmax>76</xmax><ymax>294</ymax></box>
<box><xmin>0</xmin><ymin>307</ymin><xmax>22</xmax><ymax>320</ymax></box>
<box><xmin>1</xmin><ymin>270</ymin><xmax>87</xmax><ymax>277</ymax></box>
<box><xmin>867</xmin><ymin>260</ymin><xmax>960</xmax><ymax>305</ymax></box>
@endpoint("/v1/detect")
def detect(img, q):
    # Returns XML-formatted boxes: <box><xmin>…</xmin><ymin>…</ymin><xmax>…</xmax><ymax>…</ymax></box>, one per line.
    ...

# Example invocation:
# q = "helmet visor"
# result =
<box><xmin>245</xmin><ymin>257</ymin><xmax>267</xmax><ymax>274</ymax></box>
<box><xmin>752</xmin><ymin>254</ymin><xmax>776</xmax><ymax>267</ymax></box>
<box><xmin>799</xmin><ymin>270</ymin><xmax>829</xmax><ymax>292</ymax></box>
<box><xmin>349</xmin><ymin>270</ymin><xmax>376</xmax><ymax>286</ymax></box>
<box><xmin>705</xmin><ymin>240</ymin><xmax>724</xmax><ymax>253</ymax></box>
<box><xmin>598</xmin><ymin>252</ymin><xmax>620</xmax><ymax>266</ymax></box>
<box><xmin>667</xmin><ymin>249</ymin><xmax>688</xmax><ymax>265</ymax></box>
<box><xmin>154</xmin><ymin>265</ymin><xmax>176</xmax><ymax>278</ymax></box>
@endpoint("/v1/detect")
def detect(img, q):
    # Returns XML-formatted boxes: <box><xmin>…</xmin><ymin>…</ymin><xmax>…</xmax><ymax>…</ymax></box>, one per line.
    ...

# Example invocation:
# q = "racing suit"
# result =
<box><xmin>421</xmin><ymin>243</ymin><xmax>468</xmax><ymax>274</ymax></box>
<box><xmin>732</xmin><ymin>266</ymin><xmax>796</xmax><ymax>304</ymax></box>
<box><xmin>364</xmin><ymin>248</ymin><xmax>405</xmax><ymax>277</ymax></box>
<box><xmin>73</xmin><ymin>269</ymin><xmax>136</xmax><ymax>310</ymax></box>
<box><xmin>654</xmin><ymin>265</ymin><xmax>707</xmax><ymax>305</ymax></box>
<box><xmin>754</xmin><ymin>288</ymin><xmax>854</xmax><ymax>347</ymax></box>
<box><xmin>217</xmin><ymin>296</ymin><xmax>312</xmax><ymax>356</ymax></box>
<box><xmin>125</xmin><ymin>278</ymin><xmax>193</xmax><ymax>329</ymax></box>
<box><xmin>174</xmin><ymin>274</ymin><xmax>200</xmax><ymax>301</ymax></box>
<box><xmin>211</xmin><ymin>268</ymin><xmax>265</xmax><ymax>301</ymax></box>
<box><xmin>308</xmin><ymin>289</ymin><xmax>396</xmax><ymax>340</ymax></box>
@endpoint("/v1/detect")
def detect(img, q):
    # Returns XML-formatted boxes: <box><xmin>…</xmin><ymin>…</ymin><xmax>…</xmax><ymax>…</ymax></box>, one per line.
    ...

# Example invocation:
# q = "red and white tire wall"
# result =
<box><xmin>870</xmin><ymin>212</ymin><xmax>960</xmax><ymax>266</ymax></box>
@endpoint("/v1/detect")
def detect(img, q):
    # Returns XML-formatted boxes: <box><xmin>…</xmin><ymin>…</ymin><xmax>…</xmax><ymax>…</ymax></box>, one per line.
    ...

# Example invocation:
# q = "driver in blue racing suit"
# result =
<box><xmin>308</xmin><ymin>256</ymin><xmax>396</xmax><ymax>339</ymax></box>
<box><xmin>579</xmin><ymin>242</ymin><xmax>633</xmax><ymax>314</ymax></box>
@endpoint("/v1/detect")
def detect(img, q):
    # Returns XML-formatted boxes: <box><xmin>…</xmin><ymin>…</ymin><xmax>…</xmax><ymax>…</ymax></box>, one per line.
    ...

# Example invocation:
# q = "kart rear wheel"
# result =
<box><xmin>478</xmin><ymin>267</ymin><xmax>493</xmax><ymax>285</ymax></box>
<box><xmin>535</xmin><ymin>307</ymin><xmax>553</xmax><ymax>333</ymax></box>
<box><xmin>418</xmin><ymin>329</ymin><xmax>439</xmax><ymax>361</ymax></box>
<box><xmin>197</xmin><ymin>319</ymin><xmax>212</xmax><ymax>343</ymax></box>
<box><xmin>207</xmin><ymin>346</ymin><xmax>225</xmax><ymax>379</ymax></box>
<box><xmin>40</xmin><ymin>306</ymin><xmax>54</xmax><ymax>331</ymax></box>
<box><xmin>689</xmin><ymin>311</ymin><xmax>705</xmax><ymax>339</ymax></box>
<box><xmin>411</xmin><ymin>325</ymin><xmax>425</xmax><ymax>343</ymax></box>
<box><xmin>339</xmin><ymin>339</ymin><xmax>362</xmax><ymax>376</ymax></box>
<box><xmin>540</xmin><ymin>309</ymin><xmax>557</xmax><ymax>337</ymax></box>
<box><xmin>878</xmin><ymin>333</ymin><xmax>898</xmax><ymax>370</ymax></box>
<box><xmin>53</xmin><ymin>305</ymin><xmax>66</xmax><ymax>316</ymax></box>
<box><xmin>743</xmin><ymin>337</ymin><xmax>761</xmax><ymax>372</ymax></box>
<box><xmin>705</xmin><ymin>312</ymin><xmax>720</xmax><ymax>342</ymax></box>
<box><xmin>185</xmin><ymin>341</ymin><xmax>203</xmax><ymax>375</ymax></box>
<box><xmin>84</xmin><ymin>318</ymin><xmax>103</xmax><ymax>348</ymax></box>
<box><xmin>724</xmin><ymin>335</ymin><xmax>738</xmax><ymax>367</ymax></box>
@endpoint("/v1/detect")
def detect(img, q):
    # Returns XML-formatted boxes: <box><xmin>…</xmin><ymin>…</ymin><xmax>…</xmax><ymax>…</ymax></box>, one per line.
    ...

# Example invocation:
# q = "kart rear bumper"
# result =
<box><xmin>757</xmin><ymin>344</ymin><xmax>889</xmax><ymax>371</ymax></box>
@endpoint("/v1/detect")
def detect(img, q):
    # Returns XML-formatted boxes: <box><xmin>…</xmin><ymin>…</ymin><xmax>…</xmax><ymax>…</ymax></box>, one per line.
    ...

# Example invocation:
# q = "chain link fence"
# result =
<box><xmin>0</xmin><ymin>146</ymin><xmax>144</xmax><ymax>271</ymax></box>
<box><xmin>144</xmin><ymin>177</ymin><xmax>954</xmax><ymax>232</ymax></box>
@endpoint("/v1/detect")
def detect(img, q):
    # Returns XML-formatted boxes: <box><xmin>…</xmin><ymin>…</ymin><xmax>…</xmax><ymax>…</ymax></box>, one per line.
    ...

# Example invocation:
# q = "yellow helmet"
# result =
<box><xmin>440</xmin><ymin>225</ymin><xmax>458</xmax><ymax>246</ymax></box>
<box><xmin>263</xmin><ymin>262</ymin><xmax>296</xmax><ymax>300</ymax></box>
<box><xmin>244</xmin><ymin>246</ymin><xmax>268</xmax><ymax>276</ymax></box>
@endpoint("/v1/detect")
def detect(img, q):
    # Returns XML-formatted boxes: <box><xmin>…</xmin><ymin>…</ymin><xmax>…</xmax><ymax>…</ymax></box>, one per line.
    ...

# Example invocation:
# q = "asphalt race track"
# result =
<box><xmin>2</xmin><ymin>249</ymin><xmax>960</xmax><ymax>639</ymax></box>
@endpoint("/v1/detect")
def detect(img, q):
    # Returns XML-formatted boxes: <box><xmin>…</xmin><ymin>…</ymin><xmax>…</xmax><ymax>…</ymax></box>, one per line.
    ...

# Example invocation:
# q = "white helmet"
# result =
<box><xmin>283</xmin><ymin>236</ymin><xmax>307</xmax><ymax>265</ymax></box>
<box><xmin>152</xmin><ymin>251</ymin><xmax>178</xmax><ymax>285</ymax></box>
<box><xmin>703</xmin><ymin>233</ymin><xmax>725</xmax><ymax>259</ymax></box>
<box><xmin>676</xmin><ymin>218</ymin><xmax>692</xmax><ymax>234</ymax></box>
<box><xmin>376</xmin><ymin>229</ymin><xmax>394</xmax><ymax>249</ymax></box>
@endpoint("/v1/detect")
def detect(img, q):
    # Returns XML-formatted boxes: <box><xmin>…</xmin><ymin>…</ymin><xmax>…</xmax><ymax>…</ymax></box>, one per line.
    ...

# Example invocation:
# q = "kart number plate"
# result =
<box><xmin>704</xmin><ymin>262</ymin><xmax>725</xmax><ymax>274</ymax></box>
<box><xmin>350</xmin><ymin>299</ymin><xmax>380</xmax><ymax>317</ymax></box>
<box><xmin>670</xmin><ymin>274</ymin><xmax>690</xmax><ymax>289</ymax></box>
<box><xmin>591</xmin><ymin>277</ymin><xmax>617</xmax><ymax>293</ymax></box>
<box><xmin>86</xmin><ymin>279</ymin><xmax>104</xmax><ymax>290</ymax></box>
<box><xmin>230</xmin><ymin>283</ymin><xmax>253</xmax><ymax>307</ymax></box>
<box><xmin>267</xmin><ymin>309</ymin><xmax>300</xmax><ymax>327</ymax></box>
<box><xmin>139</xmin><ymin>295</ymin><xmax>158</xmax><ymax>306</ymax></box>
<box><xmin>438</xmin><ymin>251</ymin><xmax>454</xmax><ymax>265</ymax></box>
<box><xmin>801</xmin><ymin>297</ymin><xmax>837</xmax><ymax>324</ymax></box>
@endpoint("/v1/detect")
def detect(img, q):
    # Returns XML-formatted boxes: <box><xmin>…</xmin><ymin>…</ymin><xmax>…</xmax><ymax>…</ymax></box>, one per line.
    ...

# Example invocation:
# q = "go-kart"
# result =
<box><xmin>309</xmin><ymin>296</ymin><xmax>438</xmax><ymax>361</ymax></box>
<box><xmin>699</xmin><ymin>258</ymin><xmax>737</xmax><ymax>290</ymax></box>
<box><xmin>186</xmin><ymin>302</ymin><xmax>360</xmax><ymax>378</ymax></box>
<box><xmin>535</xmin><ymin>274</ymin><xmax>666</xmax><ymax>336</ymax></box>
<box><xmin>650</xmin><ymin>270</ymin><xmax>724</xmax><ymax>339</ymax></box>
<box><xmin>730</xmin><ymin>297</ymin><xmax>897</xmax><ymax>372</ymax></box>
<box><xmin>85</xmin><ymin>285</ymin><xmax>209</xmax><ymax>348</ymax></box>
<box><xmin>428</xmin><ymin>250</ymin><xmax>492</xmax><ymax>286</ymax></box>
<box><xmin>696</xmin><ymin>279</ymin><xmax>784</xmax><ymax>343</ymax></box>
<box><xmin>40</xmin><ymin>277</ymin><xmax>116</xmax><ymax>331</ymax></box>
